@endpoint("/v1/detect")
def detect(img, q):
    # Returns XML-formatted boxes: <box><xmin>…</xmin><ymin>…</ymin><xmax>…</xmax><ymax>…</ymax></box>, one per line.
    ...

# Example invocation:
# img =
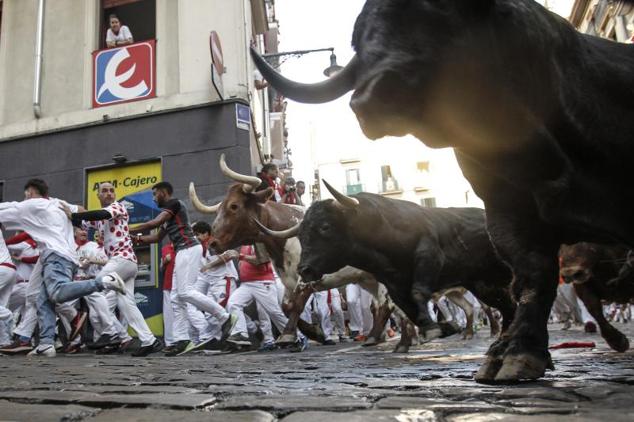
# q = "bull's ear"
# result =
<box><xmin>254</xmin><ymin>187</ymin><xmax>274</xmax><ymax>203</ymax></box>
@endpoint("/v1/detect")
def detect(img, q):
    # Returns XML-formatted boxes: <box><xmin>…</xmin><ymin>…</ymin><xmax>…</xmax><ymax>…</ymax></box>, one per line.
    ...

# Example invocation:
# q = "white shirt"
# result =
<box><xmin>0</xmin><ymin>228</ymin><xmax>12</xmax><ymax>266</ymax></box>
<box><xmin>0</xmin><ymin>198</ymin><xmax>79</xmax><ymax>264</ymax></box>
<box><xmin>106</xmin><ymin>25</ymin><xmax>133</xmax><ymax>45</ymax></box>
<box><xmin>200</xmin><ymin>251</ymin><xmax>238</xmax><ymax>283</ymax></box>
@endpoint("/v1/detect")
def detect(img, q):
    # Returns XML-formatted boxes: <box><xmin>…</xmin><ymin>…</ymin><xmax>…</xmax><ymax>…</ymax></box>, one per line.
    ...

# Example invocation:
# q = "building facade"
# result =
<box><xmin>570</xmin><ymin>0</ymin><xmax>634</xmax><ymax>41</ymax></box>
<box><xmin>0</xmin><ymin>0</ymin><xmax>283</xmax><ymax>333</ymax></box>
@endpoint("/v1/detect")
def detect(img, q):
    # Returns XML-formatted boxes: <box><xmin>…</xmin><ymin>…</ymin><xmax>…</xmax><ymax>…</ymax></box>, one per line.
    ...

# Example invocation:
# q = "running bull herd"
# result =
<box><xmin>190</xmin><ymin>0</ymin><xmax>634</xmax><ymax>383</ymax></box>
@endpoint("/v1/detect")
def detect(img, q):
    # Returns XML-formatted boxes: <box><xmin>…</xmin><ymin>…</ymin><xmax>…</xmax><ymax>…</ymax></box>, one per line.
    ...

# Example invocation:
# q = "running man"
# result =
<box><xmin>68</xmin><ymin>182</ymin><xmax>163</xmax><ymax>356</ymax></box>
<box><xmin>0</xmin><ymin>179</ymin><xmax>125</xmax><ymax>357</ymax></box>
<box><xmin>131</xmin><ymin>182</ymin><xmax>234</xmax><ymax>356</ymax></box>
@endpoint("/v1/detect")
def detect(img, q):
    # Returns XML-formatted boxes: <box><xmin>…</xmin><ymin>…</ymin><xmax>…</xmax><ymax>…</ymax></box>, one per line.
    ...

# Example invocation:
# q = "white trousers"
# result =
<box><xmin>8</xmin><ymin>281</ymin><xmax>27</xmax><ymax>315</ymax></box>
<box><xmin>0</xmin><ymin>266</ymin><xmax>17</xmax><ymax>345</ymax></box>
<box><xmin>577</xmin><ymin>297</ymin><xmax>596</xmax><ymax>324</ymax></box>
<box><xmin>194</xmin><ymin>275</ymin><xmax>235</xmax><ymax>341</ymax></box>
<box><xmin>103</xmin><ymin>257</ymin><xmax>156</xmax><ymax>347</ymax></box>
<box><xmin>162</xmin><ymin>289</ymin><xmax>175</xmax><ymax>346</ymax></box>
<box><xmin>346</xmin><ymin>284</ymin><xmax>373</xmax><ymax>335</ymax></box>
<box><xmin>171</xmin><ymin>245</ymin><xmax>206</xmax><ymax>342</ymax></box>
<box><xmin>313</xmin><ymin>290</ymin><xmax>346</xmax><ymax>338</ymax></box>
<box><xmin>228</xmin><ymin>281</ymin><xmax>293</xmax><ymax>338</ymax></box>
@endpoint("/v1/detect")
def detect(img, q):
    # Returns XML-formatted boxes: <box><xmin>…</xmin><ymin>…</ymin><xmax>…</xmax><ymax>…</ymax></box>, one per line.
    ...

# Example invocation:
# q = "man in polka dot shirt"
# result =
<box><xmin>68</xmin><ymin>182</ymin><xmax>163</xmax><ymax>357</ymax></box>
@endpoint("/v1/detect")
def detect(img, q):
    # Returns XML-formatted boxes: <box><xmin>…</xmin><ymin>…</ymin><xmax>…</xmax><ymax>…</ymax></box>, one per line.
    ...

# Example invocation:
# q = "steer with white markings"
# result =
<box><xmin>190</xmin><ymin>154</ymin><xmax>418</xmax><ymax>351</ymax></box>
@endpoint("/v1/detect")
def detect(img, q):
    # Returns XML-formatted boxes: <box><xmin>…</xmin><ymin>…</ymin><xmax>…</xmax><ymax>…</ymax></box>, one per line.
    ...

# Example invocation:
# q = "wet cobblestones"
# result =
<box><xmin>0</xmin><ymin>323</ymin><xmax>632</xmax><ymax>421</ymax></box>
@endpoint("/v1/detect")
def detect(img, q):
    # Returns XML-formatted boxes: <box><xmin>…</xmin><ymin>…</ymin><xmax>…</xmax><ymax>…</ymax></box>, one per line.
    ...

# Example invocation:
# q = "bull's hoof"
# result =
<box><xmin>392</xmin><ymin>344</ymin><xmax>410</xmax><ymax>353</ymax></box>
<box><xmin>275</xmin><ymin>334</ymin><xmax>298</xmax><ymax>346</ymax></box>
<box><xmin>420</xmin><ymin>327</ymin><xmax>442</xmax><ymax>342</ymax></box>
<box><xmin>474</xmin><ymin>356</ymin><xmax>503</xmax><ymax>384</ymax></box>
<box><xmin>493</xmin><ymin>354</ymin><xmax>548</xmax><ymax>383</ymax></box>
<box><xmin>463</xmin><ymin>331</ymin><xmax>474</xmax><ymax>340</ymax></box>
<box><xmin>362</xmin><ymin>336</ymin><xmax>379</xmax><ymax>347</ymax></box>
<box><xmin>605</xmin><ymin>332</ymin><xmax>630</xmax><ymax>353</ymax></box>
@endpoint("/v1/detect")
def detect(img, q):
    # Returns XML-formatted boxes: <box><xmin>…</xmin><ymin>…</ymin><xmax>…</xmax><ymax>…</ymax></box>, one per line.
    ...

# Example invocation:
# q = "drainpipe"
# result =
<box><xmin>33</xmin><ymin>0</ymin><xmax>45</xmax><ymax>119</ymax></box>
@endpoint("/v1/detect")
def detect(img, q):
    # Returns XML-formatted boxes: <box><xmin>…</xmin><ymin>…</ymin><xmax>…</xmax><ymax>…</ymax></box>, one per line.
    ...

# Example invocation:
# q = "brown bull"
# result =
<box><xmin>559</xmin><ymin>243</ymin><xmax>633</xmax><ymax>353</ymax></box>
<box><xmin>190</xmin><ymin>155</ymin><xmax>421</xmax><ymax>351</ymax></box>
<box><xmin>189</xmin><ymin>154</ymin><xmax>324</xmax><ymax>344</ymax></box>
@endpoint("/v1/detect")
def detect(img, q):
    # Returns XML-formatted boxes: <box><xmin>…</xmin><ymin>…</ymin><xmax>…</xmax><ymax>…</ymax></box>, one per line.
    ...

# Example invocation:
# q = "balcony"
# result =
<box><xmin>346</xmin><ymin>183</ymin><xmax>364</xmax><ymax>195</ymax></box>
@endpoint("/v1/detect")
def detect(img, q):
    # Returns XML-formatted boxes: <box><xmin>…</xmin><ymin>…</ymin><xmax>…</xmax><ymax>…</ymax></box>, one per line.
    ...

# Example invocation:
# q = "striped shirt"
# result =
<box><xmin>161</xmin><ymin>199</ymin><xmax>199</xmax><ymax>252</ymax></box>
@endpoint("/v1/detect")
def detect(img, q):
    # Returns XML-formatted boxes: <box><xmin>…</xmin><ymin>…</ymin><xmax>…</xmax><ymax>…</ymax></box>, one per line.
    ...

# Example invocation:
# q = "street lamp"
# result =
<box><xmin>262</xmin><ymin>47</ymin><xmax>343</xmax><ymax>78</ymax></box>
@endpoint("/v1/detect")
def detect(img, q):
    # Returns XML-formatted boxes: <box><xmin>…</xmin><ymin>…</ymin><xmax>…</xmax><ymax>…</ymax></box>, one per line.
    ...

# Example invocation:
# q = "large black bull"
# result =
<box><xmin>252</xmin><ymin>0</ymin><xmax>634</xmax><ymax>382</ymax></box>
<box><xmin>292</xmin><ymin>182</ymin><xmax>515</xmax><ymax>346</ymax></box>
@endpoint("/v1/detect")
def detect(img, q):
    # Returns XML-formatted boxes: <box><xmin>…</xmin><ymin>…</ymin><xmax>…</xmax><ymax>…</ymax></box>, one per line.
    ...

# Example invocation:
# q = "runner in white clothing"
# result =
<box><xmin>0</xmin><ymin>226</ymin><xmax>17</xmax><ymax>347</ymax></box>
<box><xmin>187</xmin><ymin>221</ymin><xmax>238</xmax><ymax>352</ymax></box>
<box><xmin>0</xmin><ymin>179</ymin><xmax>125</xmax><ymax>357</ymax></box>
<box><xmin>130</xmin><ymin>182</ymin><xmax>235</xmax><ymax>356</ymax></box>
<box><xmin>68</xmin><ymin>182</ymin><xmax>163</xmax><ymax>356</ymax></box>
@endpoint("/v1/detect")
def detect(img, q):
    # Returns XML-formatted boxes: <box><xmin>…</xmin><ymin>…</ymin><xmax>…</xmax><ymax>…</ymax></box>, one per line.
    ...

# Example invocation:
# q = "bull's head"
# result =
<box><xmin>559</xmin><ymin>243</ymin><xmax>598</xmax><ymax>285</ymax></box>
<box><xmin>252</xmin><ymin>0</ymin><xmax>525</xmax><ymax>147</ymax></box>
<box><xmin>296</xmin><ymin>180</ymin><xmax>361</xmax><ymax>282</ymax></box>
<box><xmin>189</xmin><ymin>154</ymin><xmax>271</xmax><ymax>251</ymax></box>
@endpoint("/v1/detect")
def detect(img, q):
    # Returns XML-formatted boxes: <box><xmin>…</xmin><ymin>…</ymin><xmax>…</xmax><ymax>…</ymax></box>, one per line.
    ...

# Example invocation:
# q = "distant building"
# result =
<box><xmin>0</xmin><ymin>0</ymin><xmax>285</xmax><ymax>206</ymax></box>
<box><xmin>0</xmin><ymin>0</ymin><xmax>285</xmax><ymax>333</ymax></box>
<box><xmin>570</xmin><ymin>0</ymin><xmax>634</xmax><ymax>42</ymax></box>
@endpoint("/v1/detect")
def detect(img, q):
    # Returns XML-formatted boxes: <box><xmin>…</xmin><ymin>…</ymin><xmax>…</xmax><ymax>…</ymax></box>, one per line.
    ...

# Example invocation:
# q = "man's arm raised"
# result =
<box><xmin>129</xmin><ymin>210</ymin><xmax>172</xmax><ymax>234</ymax></box>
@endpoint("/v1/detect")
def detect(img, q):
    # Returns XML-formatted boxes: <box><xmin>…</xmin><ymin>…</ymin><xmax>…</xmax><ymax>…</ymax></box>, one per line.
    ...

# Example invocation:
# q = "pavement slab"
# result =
<box><xmin>0</xmin><ymin>323</ymin><xmax>632</xmax><ymax>420</ymax></box>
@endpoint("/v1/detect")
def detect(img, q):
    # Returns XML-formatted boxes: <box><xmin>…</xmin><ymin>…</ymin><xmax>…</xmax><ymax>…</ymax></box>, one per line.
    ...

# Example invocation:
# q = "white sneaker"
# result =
<box><xmin>101</xmin><ymin>272</ymin><xmax>125</xmax><ymax>294</ymax></box>
<box><xmin>27</xmin><ymin>344</ymin><xmax>56</xmax><ymax>357</ymax></box>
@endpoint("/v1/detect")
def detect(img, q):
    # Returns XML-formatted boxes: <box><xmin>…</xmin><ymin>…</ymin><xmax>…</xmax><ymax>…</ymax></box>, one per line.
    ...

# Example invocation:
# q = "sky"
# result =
<box><xmin>275</xmin><ymin>0</ymin><xmax>576</xmax><ymax>191</ymax></box>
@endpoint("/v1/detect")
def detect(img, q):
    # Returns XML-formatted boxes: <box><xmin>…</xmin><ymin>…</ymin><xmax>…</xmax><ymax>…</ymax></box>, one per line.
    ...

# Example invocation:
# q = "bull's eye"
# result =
<box><xmin>229</xmin><ymin>203</ymin><xmax>239</xmax><ymax>211</ymax></box>
<box><xmin>319</xmin><ymin>223</ymin><xmax>331</xmax><ymax>234</ymax></box>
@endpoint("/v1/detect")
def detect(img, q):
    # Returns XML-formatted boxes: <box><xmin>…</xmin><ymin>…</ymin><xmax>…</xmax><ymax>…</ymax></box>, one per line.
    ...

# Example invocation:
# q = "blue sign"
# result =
<box><xmin>236</xmin><ymin>103</ymin><xmax>251</xmax><ymax>131</ymax></box>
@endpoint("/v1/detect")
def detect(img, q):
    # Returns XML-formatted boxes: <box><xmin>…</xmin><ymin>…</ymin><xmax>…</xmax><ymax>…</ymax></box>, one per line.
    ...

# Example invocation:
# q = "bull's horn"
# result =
<box><xmin>322</xmin><ymin>179</ymin><xmax>359</xmax><ymax>209</ymax></box>
<box><xmin>252</xmin><ymin>217</ymin><xmax>301</xmax><ymax>239</ymax></box>
<box><xmin>189</xmin><ymin>182</ymin><xmax>221</xmax><ymax>214</ymax></box>
<box><xmin>219</xmin><ymin>153</ymin><xmax>262</xmax><ymax>193</ymax></box>
<box><xmin>250</xmin><ymin>47</ymin><xmax>358</xmax><ymax>104</ymax></box>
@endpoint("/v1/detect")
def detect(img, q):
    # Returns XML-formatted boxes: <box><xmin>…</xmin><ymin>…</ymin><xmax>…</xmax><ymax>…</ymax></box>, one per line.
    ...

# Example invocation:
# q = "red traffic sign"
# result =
<box><xmin>210</xmin><ymin>31</ymin><xmax>224</xmax><ymax>76</ymax></box>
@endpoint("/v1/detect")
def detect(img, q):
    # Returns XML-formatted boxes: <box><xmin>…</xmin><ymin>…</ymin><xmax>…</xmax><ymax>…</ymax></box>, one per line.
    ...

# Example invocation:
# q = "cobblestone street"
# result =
<box><xmin>1</xmin><ymin>323</ymin><xmax>633</xmax><ymax>421</ymax></box>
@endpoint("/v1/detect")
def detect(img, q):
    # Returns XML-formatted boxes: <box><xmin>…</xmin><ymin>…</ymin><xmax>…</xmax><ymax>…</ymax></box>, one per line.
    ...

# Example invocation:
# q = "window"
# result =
<box><xmin>416</xmin><ymin>161</ymin><xmax>430</xmax><ymax>172</ymax></box>
<box><xmin>346</xmin><ymin>168</ymin><xmax>360</xmax><ymax>186</ymax></box>
<box><xmin>421</xmin><ymin>197</ymin><xmax>436</xmax><ymax>208</ymax></box>
<box><xmin>381</xmin><ymin>165</ymin><xmax>399</xmax><ymax>192</ymax></box>
<box><xmin>345</xmin><ymin>168</ymin><xmax>362</xmax><ymax>195</ymax></box>
<box><xmin>101</xmin><ymin>0</ymin><xmax>156</xmax><ymax>49</ymax></box>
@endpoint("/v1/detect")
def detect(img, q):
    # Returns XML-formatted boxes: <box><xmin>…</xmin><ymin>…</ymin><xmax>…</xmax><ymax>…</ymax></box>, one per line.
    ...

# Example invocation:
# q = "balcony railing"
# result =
<box><xmin>346</xmin><ymin>183</ymin><xmax>363</xmax><ymax>195</ymax></box>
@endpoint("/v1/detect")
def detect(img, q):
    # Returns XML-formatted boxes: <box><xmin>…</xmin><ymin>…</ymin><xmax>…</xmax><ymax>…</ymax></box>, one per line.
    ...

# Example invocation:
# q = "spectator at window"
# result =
<box><xmin>106</xmin><ymin>14</ymin><xmax>133</xmax><ymax>48</ymax></box>
<box><xmin>254</xmin><ymin>69</ymin><xmax>269</xmax><ymax>90</ymax></box>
